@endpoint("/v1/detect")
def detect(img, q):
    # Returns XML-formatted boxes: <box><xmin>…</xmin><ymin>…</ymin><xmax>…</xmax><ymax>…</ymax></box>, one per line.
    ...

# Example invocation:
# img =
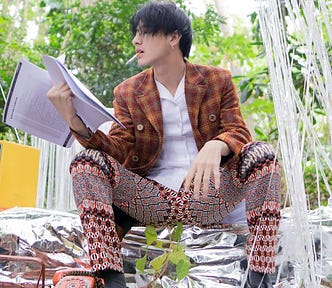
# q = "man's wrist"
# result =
<box><xmin>221</xmin><ymin>143</ymin><xmax>231</xmax><ymax>156</ymax></box>
<box><xmin>68</xmin><ymin>114</ymin><xmax>91</xmax><ymax>138</ymax></box>
<box><xmin>214</xmin><ymin>140</ymin><xmax>231</xmax><ymax>156</ymax></box>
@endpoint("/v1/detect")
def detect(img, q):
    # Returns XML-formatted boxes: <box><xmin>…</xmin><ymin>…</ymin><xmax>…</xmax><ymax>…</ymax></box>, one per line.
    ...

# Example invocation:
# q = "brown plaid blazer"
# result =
<box><xmin>73</xmin><ymin>61</ymin><xmax>251</xmax><ymax>176</ymax></box>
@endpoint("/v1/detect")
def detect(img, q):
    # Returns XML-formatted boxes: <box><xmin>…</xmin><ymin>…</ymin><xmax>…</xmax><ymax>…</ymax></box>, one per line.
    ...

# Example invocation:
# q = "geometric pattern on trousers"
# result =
<box><xmin>69</xmin><ymin>141</ymin><xmax>281</xmax><ymax>274</ymax></box>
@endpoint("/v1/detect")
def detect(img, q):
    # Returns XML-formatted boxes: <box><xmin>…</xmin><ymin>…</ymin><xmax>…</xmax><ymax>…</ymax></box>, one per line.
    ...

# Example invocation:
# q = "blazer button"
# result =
<box><xmin>209</xmin><ymin>114</ymin><xmax>217</xmax><ymax>122</ymax></box>
<box><xmin>136</xmin><ymin>124</ymin><xmax>144</xmax><ymax>131</ymax></box>
<box><xmin>132</xmin><ymin>155</ymin><xmax>139</xmax><ymax>162</ymax></box>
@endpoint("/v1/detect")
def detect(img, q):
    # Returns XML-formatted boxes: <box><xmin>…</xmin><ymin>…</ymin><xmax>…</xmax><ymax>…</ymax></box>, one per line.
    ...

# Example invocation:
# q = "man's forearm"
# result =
<box><xmin>67</xmin><ymin>114</ymin><xmax>91</xmax><ymax>138</ymax></box>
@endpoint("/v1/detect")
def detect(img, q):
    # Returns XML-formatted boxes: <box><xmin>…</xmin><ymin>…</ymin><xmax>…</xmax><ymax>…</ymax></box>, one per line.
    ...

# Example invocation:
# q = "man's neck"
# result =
<box><xmin>153</xmin><ymin>56</ymin><xmax>186</xmax><ymax>96</ymax></box>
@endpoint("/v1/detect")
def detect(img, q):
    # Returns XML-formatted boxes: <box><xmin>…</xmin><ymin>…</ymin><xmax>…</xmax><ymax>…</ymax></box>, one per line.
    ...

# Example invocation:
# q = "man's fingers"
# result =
<box><xmin>184</xmin><ymin>168</ymin><xmax>195</xmax><ymax>192</ymax></box>
<box><xmin>193</xmin><ymin>170</ymin><xmax>203</xmax><ymax>200</ymax></box>
<box><xmin>202</xmin><ymin>168</ymin><xmax>211</xmax><ymax>198</ymax></box>
<box><xmin>47</xmin><ymin>82</ymin><xmax>71</xmax><ymax>99</ymax></box>
<box><xmin>60</xmin><ymin>88</ymin><xmax>73</xmax><ymax>99</ymax></box>
<box><xmin>57</xmin><ymin>81</ymin><xmax>68</xmax><ymax>89</ymax></box>
<box><xmin>213</xmin><ymin>167</ymin><xmax>220</xmax><ymax>191</ymax></box>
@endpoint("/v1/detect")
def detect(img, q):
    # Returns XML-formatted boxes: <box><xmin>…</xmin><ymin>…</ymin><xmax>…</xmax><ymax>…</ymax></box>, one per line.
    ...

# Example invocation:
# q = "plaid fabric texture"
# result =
<box><xmin>71</xmin><ymin>61</ymin><xmax>252</xmax><ymax>177</ymax></box>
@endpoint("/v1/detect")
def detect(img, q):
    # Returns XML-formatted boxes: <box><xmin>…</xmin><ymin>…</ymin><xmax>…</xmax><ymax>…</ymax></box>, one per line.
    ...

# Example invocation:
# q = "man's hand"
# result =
<box><xmin>184</xmin><ymin>140</ymin><xmax>231</xmax><ymax>200</ymax></box>
<box><xmin>47</xmin><ymin>82</ymin><xmax>77</xmax><ymax>124</ymax></box>
<box><xmin>47</xmin><ymin>82</ymin><xmax>90</xmax><ymax>137</ymax></box>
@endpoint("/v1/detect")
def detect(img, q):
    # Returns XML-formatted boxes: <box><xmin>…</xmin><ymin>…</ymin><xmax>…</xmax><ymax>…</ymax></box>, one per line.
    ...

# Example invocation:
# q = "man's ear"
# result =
<box><xmin>169</xmin><ymin>31</ymin><xmax>182</xmax><ymax>48</ymax></box>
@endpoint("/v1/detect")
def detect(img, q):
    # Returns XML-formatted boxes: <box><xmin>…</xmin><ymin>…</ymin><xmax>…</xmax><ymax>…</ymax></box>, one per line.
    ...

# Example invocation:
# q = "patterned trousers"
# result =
<box><xmin>69</xmin><ymin>141</ymin><xmax>281</xmax><ymax>274</ymax></box>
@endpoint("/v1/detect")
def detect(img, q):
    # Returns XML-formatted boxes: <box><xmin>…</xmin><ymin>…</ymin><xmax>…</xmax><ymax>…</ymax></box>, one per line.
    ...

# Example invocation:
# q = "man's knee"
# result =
<box><xmin>238</xmin><ymin>141</ymin><xmax>278</xmax><ymax>182</ymax></box>
<box><xmin>69</xmin><ymin>149</ymin><xmax>112</xmax><ymax>176</ymax></box>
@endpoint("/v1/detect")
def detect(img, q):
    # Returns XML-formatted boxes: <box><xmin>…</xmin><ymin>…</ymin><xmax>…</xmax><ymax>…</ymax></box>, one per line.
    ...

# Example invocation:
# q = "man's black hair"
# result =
<box><xmin>130</xmin><ymin>1</ymin><xmax>192</xmax><ymax>58</ymax></box>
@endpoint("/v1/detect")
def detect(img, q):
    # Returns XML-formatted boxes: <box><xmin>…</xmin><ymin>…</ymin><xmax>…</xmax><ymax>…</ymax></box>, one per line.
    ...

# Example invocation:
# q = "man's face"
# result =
<box><xmin>132</xmin><ymin>26</ymin><xmax>173</xmax><ymax>67</ymax></box>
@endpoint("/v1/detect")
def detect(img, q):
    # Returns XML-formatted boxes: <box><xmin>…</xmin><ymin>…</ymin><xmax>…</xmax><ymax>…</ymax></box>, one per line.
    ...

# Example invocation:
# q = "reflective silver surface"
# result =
<box><xmin>0</xmin><ymin>207</ymin><xmax>89</xmax><ymax>287</ymax></box>
<box><xmin>122</xmin><ymin>225</ymin><xmax>249</xmax><ymax>287</ymax></box>
<box><xmin>0</xmin><ymin>207</ymin><xmax>331</xmax><ymax>287</ymax></box>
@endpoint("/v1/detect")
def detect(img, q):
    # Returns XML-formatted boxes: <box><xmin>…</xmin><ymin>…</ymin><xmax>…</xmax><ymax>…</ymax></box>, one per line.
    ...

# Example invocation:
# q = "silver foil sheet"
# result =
<box><xmin>0</xmin><ymin>207</ymin><xmax>89</xmax><ymax>287</ymax></box>
<box><xmin>122</xmin><ymin>225</ymin><xmax>249</xmax><ymax>288</ymax></box>
<box><xmin>0</xmin><ymin>207</ymin><xmax>332</xmax><ymax>287</ymax></box>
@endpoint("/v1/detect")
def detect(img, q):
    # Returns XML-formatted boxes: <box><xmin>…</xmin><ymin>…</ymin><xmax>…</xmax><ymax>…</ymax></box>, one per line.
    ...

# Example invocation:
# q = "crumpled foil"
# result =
<box><xmin>0</xmin><ymin>206</ymin><xmax>332</xmax><ymax>287</ymax></box>
<box><xmin>122</xmin><ymin>225</ymin><xmax>249</xmax><ymax>288</ymax></box>
<box><xmin>0</xmin><ymin>207</ymin><xmax>89</xmax><ymax>287</ymax></box>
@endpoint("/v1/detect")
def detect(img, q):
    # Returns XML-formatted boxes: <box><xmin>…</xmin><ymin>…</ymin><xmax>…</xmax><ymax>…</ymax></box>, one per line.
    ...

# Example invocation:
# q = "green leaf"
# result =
<box><xmin>169</xmin><ymin>247</ymin><xmax>187</xmax><ymax>265</ymax></box>
<box><xmin>173</xmin><ymin>243</ymin><xmax>186</xmax><ymax>252</ymax></box>
<box><xmin>176</xmin><ymin>259</ymin><xmax>191</xmax><ymax>281</ymax></box>
<box><xmin>254</xmin><ymin>126</ymin><xmax>265</xmax><ymax>137</ymax></box>
<box><xmin>145</xmin><ymin>225</ymin><xmax>158</xmax><ymax>246</ymax></box>
<box><xmin>150</xmin><ymin>253</ymin><xmax>168</xmax><ymax>272</ymax></box>
<box><xmin>155</xmin><ymin>239</ymin><xmax>164</xmax><ymax>249</ymax></box>
<box><xmin>314</xmin><ymin>108</ymin><xmax>326</xmax><ymax>116</ymax></box>
<box><xmin>240</xmin><ymin>85</ymin><xmax>250</xmax><ymax>103</ymax></box>
<box><xmin>135</xmin><ymin>255</ymin><xmax>147</xmax><ymax>274</ymax></box>
<box><xmin>171</xmin><ymin>222</ymin><xmax>183</xmax><ymax>242</ymax></box>
<box><xmin>268</xmin><ymin>128</ymin><xmax>278</xmax><ymax>136</ymax></box>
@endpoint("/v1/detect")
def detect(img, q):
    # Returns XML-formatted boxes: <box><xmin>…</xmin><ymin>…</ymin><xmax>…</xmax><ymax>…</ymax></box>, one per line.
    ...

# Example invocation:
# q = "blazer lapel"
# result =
<box><xmin>135</xmin><ymin>68</ymin><xmax>163</xmax><ymax>137</ymax></box>
<box><xmin>134</xmin><ymin>63</ymin><xmax>208</xmax><ymax>145</ymax></box>
<box><xmin>185</xmin><ymin>62</ymin><xmax>208</xmax><ymax>146</ymax></box>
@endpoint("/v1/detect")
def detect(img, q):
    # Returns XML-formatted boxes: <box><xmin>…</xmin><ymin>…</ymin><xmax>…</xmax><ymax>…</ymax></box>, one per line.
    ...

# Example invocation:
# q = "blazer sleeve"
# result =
<box><xmin>213</xmin><ymin>70</ymin><xmax>252</xmax><ymax>157</ymax></box>
<box><xmin>70</xmin><ymin>85</ymin><xmax>135</xmax><ymax>164</ymax></box>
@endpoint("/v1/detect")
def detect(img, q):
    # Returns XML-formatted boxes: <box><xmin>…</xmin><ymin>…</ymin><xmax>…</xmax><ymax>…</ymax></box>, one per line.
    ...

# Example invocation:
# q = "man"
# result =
<box><xmin>47</xmin><ymin>1</ymin><xmax>281</xmax><ymax>287</ymax></box>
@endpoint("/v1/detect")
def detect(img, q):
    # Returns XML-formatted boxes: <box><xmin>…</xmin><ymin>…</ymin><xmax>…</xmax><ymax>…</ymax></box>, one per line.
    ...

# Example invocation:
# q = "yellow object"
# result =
<box><xmin>0</xmin><ymin>140</ymin><xmax>40</xmax><ymax>209</ymax></box>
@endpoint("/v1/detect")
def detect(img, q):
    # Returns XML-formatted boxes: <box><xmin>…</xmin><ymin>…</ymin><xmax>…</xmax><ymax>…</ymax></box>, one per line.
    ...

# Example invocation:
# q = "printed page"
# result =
<box><xmin>3</xmin><ymin>59</ymin><xmax>74</xmax><ymax>147</ymax></box>
<box><xmin>42</xmin><ymin>55</ymin><xmax>125</xmax><ymax>130</ymax></box>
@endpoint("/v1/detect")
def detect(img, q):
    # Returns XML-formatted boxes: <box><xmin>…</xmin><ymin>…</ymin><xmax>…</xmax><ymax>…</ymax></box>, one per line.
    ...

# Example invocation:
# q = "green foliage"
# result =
<box><xmin>171</xmin><ymin>221</ymin><xmax>183</xmax><ymax>242</ymax></box>
<box><xmin>191</xmin><ymin>5</ymin><xmax>225</xmax><ymax>45</ymax></box>
<box><xmin>150</xmin><ymin>253</ymin><xmax>167</xmax><ymax>273</ymax></box>
<box><xmin>0</xmin><ymin>0</ymin><xmax>47</xmax><ymax>140</ymax></box>
<box><xmin>304</xmin><ymin>158</ymin><xmax>332</xmax><ymax>209</ymax></box>
<box><xmin>189</xmin><ymin>5</ymin><xmax>224</xmax><ymax>66</ymax></box>
<box><xmin>135</xmin><ymin>223</ymin><xmax>191</xmax><ymax>284</ymax></box>
<box><xmin>145</xmin><ymin>224</ymin><xmax>158</xmax><ymax>245</ymax></box>
<box><xmin>136</xmin><ymin>254</ymin><xmax>147</xmax><ymax>274</ymax></box>
<box><xmin>241</xmin><ymin>97</ymin><xmax>278</xmax><ymax>142</ymax></box>
<box><xmin>175</xmin><ymin>258</ymin><xmax>190</xmax><ymax>280</ymax></box>
<box><xmin>43</xmin><ymin>0</ymin><xmax>145</xmax><ymax>107</ymax></box>
<box><xmin>245</xmin><ymin>3</ymin><xmax>332</xmax><ymax>207</ymax></box>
